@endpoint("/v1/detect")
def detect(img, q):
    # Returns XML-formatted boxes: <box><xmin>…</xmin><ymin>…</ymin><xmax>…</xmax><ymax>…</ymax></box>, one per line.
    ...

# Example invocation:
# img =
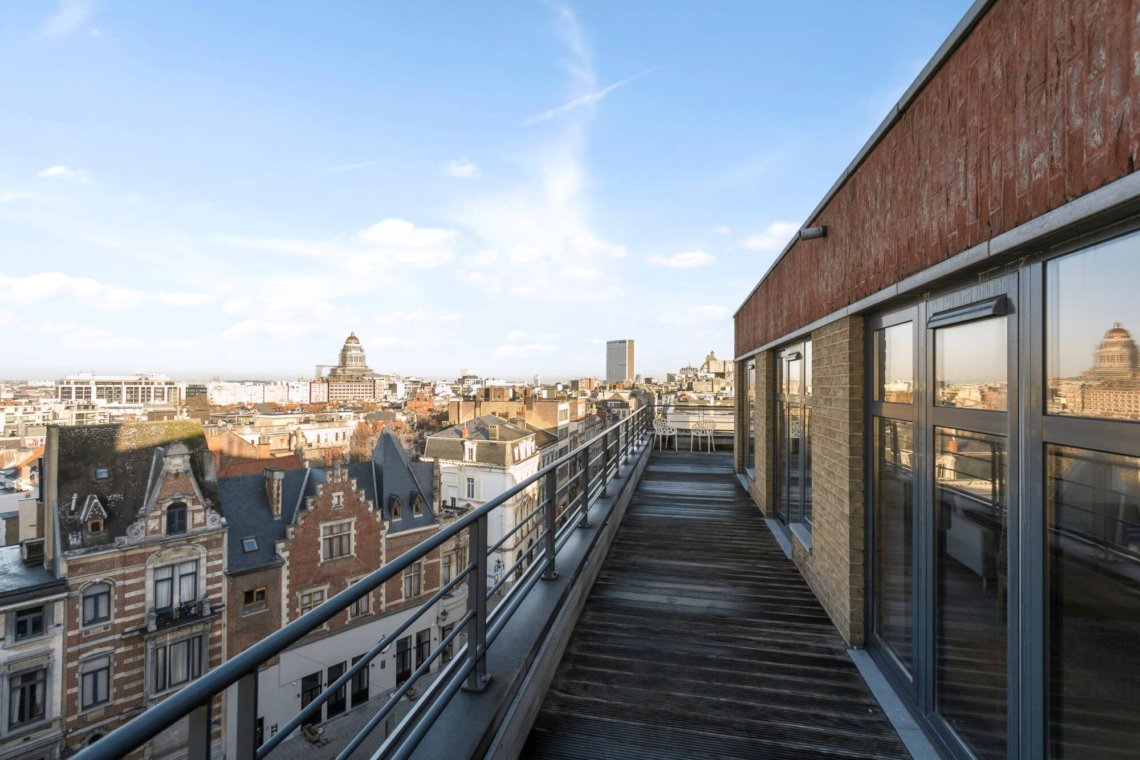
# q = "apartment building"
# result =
<box><xmin>220</xmin><ymin>432</ymin><xmax>444</xmax><ymax>744</ymax></box>
<box><xmin>41</xmin><ymin>422</ymin><xmax>226</xmax><ymax>757</ymax></box>
<box><xmin>734</xmin><ymin>1</ymin><xmax>1140</xmax><ymax>756</ymax></box>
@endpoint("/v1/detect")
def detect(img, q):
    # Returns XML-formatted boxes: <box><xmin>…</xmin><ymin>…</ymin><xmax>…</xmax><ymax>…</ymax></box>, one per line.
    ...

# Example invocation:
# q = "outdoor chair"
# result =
<box><xmin>653</xmin><ymin>417</ymin><xmax>678</xmax><ymax>450</ymax></box>
<box><xmin>690</xmin><ymin>419</ymin><xmax>717</xmax><ymax>452</ymax></box>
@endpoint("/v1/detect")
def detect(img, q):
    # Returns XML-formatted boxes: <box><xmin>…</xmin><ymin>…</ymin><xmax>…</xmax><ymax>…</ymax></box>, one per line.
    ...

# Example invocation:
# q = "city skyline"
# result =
<box><xmin>0</xmin><ymin>0</ymin><xmax>971</xmax><ymax>378</ymax></box>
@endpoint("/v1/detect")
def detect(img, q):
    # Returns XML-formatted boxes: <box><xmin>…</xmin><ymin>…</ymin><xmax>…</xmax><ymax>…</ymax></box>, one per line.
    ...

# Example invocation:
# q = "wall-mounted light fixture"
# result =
<box><xmin>799</xmin><ymin>225</ymin><xmax>827</xmax><ymax>240</ymax></box>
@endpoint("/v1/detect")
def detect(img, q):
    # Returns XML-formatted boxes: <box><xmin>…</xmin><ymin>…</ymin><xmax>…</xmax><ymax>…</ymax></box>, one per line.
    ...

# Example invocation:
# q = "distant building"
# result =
<box><xmin>314</xmin><ymin>333</ymin><xmax>384</xmax><ymax>402</ymax></box>
<box><xmin>56</xmin><ymin>373</ymin><xmax>181</xmax><ymax>408</ymax></box>
<box><xmin>606</xmin><ymin>340</ymin><xmax>634</xmax><ymax>385</ymax></box>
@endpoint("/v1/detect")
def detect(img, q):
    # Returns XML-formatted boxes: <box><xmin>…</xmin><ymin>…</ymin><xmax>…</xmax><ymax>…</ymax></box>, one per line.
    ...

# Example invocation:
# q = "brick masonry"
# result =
<box><xmin>736</xmin><ymin>0</ymin><xmax>1140</xmax><ymax>355</ymax></box>
<box><xmin>794</xmin><ymin>317</ymin><xmax>865</xmax><ymax>646</ymax></box>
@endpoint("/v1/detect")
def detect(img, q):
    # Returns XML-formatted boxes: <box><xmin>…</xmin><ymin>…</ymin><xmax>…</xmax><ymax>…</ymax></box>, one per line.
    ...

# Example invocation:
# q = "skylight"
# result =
<box><xmin>242</xmin><ymin>537</ymin><xmax>258</xmax><ymax>552</ymax></box>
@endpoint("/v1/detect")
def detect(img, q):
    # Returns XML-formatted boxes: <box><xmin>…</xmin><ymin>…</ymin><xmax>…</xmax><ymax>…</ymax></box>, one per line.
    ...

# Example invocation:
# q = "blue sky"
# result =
<box><xmin>1</xmin><ymin>0</ymin><xmax>972</xmax><ymax>381</ymax></box>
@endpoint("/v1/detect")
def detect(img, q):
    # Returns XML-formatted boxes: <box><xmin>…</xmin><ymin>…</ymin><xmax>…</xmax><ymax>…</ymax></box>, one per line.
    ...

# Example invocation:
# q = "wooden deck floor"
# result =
<box><xmin>521</xmin><ymin>451</ymin><xmax>910</xmax><ymax>760</ymax></box>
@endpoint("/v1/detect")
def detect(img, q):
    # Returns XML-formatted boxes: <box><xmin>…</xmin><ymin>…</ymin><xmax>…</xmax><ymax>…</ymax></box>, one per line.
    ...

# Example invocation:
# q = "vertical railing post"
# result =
<box><xmin>229</xmin><ymin>672</ymin><xmax>257</xmax><ymax>760</ymax></box>
<box><xmin>600</xmin><ymin>427</ymin><xmax>610</xmax><ymax>497</ymax></box>
<box><xmin>188</xmin><ymin>701</ymin><xmax>211</xmax><ymax>760</ymax></box>
<box><xmin>543</xmin><ymin>469</ymin><xmax>558</xmax><ymax>580</ymax></box>
<box><xmin>622</xmin><ymin>416</ymin><xmax>631</xmax><ymax>464</ymax></box>
<box><xmin>464</xmin><ymin>515</ymin><xmax>490</xmax><ymax>692</ymax></box>
<box><xmin>578</xmin><ymin>445</ymin><xmax>592</xmax><ymax>528</ymax></box>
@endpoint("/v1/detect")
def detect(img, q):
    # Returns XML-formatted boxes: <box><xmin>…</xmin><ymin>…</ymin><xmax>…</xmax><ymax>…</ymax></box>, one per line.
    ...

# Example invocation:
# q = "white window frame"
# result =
<box><xmin>320</xmin><ymin>519</ymin><xmax>355</xmax><ymax>562</ymax></box>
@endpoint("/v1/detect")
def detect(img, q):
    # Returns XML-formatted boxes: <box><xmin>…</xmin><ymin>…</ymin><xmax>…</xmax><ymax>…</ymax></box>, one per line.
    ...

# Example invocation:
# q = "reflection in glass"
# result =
<box><xmin>1047</xmin><ymin>233</ymin><xmax>1140</xmax><ymax>421</ymax></box>
<box><xmin>745</xmin><ymin>362</ymin><xmax>756</xmax><ymax>470</ymax></box>
<box><xmin>874</xmin><ymin>418</ymin><xmax>914</xmax><ymax>671</ymax></box>
<box><xmin>875</xmin><ymin>323</ymin><xmax>914</xmax><ymax>403</ymax></box>
<box><xmin>1046</xmin><ymin>446</ymin><xmax>1140</xmax><ymax>758</ymax></box>
<box><xmin>935</xmin><ymin>318</ymin><xmax>1008</xmax><ymax>410</ymax></box>
<box><xmin>804</xmin><ymin>341</ymin><xmax>813</xmax><ymax>396</ymax></box>
<box><xmin>786</xmin><ymin>357</ymin><xmax>802</xmax><ymax>396</ymax></box>
<box><xmin>934</xmin><ymin>427</ymin><xmax>1007</xmax><ymax>760</ymax></box>
<box><xmin>785</xmin><ymin>404</ymin><xmax>802</xmax><ymax>518</ymax></box>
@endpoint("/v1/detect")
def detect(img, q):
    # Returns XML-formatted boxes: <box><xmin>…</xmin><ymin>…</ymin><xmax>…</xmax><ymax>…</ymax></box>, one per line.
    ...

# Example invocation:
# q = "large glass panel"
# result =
<box><xmin>874</xmin><ymin>418</ymin><xmax>914</xmax><ymax>671</ymax></box>
<box><xmin>875</xmin><ymin>323</ymin><xmax>914</xmax><ymax>403</ymax></box>
<box><xmin>1046</xmin><ymin>446</ymin><xmax>1140</xmax><ymax>758</ymax></box>
<box><xmin>934</xmin><ymin>427</ymin><xmax>1007</xmax><ymax>760</ymax></box>
<box><xmin>935</xmin><ymin>318</ymin><xmax>1008</xmax><ymax>410</ymax></box>
<box><xmin>787</xmin><ymin>405</ymin><xmax>803</xmax><ymax>520</ymax></box>
<box><xmin>746</xmin><ymin>362</ymin><xmax>756</xmax><ymax>470</ymax></box>
<box><xmin>774</xmin><ymin>400</ymin><xmax>788</xmax><ymax>522</ymax></box>
<box><xmin>1047</xmin><ymin>233</ymin><xmax>1140</xmax><ymax>421</ymax></box>
<box><xmin>804</xmin><ymin>341</ymin><xmax>813</xmax><ymax>396</ymax></box>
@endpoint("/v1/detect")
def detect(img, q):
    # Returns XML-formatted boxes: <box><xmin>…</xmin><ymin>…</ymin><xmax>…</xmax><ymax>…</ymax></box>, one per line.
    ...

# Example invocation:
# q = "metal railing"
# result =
<box><xmin>73</xmin><ymin>406</ymin><xmax>651</xmax><ymax>760</ymax></box>
<box><xmin>649</xmin><ymin>402</ymin><xmax>735</xmax><ymax>451</ymax></box>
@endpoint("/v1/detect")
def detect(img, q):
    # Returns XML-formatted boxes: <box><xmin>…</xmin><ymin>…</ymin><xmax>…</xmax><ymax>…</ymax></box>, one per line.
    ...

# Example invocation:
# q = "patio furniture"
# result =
<box><xmin>653</xmin><ymin>417</ymin><xmax>678</xmax><ymax>450</ymax></box>
<box><xmin>690</xmin><ymin>419</ymin><xmax>717</xmax><ymax>452</ymax></box>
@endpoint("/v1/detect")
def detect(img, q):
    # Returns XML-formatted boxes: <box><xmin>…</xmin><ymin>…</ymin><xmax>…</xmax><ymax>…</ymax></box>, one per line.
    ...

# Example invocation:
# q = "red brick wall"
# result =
<box><xmin>736</xmin><ymin>0</ymin><xmax>1140</xmax><ymax>355</ymax></box>
<box><xmin>227</xmin><ymin>565</ymin><xmax>282</xmax><ymax>658</ymax></box>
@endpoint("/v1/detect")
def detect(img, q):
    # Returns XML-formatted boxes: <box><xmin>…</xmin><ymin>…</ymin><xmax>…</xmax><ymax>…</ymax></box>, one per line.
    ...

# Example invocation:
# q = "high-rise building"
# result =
<box><xmin>606</xmin><ymin>339</ymin><xmax>634</xmax><ymax>385</ymax></box>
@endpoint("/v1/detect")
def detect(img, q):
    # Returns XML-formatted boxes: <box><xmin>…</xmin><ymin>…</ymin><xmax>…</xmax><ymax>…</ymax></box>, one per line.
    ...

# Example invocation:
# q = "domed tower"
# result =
<box><xmin>330</xmin><ymin>331</ymin><xmax>372</xmax><ymax>378</ymax></box>
<box><xmin>1087</xmin><ymin>322</ymin><xmax>1140</xmax><ymax>381</ymax></box>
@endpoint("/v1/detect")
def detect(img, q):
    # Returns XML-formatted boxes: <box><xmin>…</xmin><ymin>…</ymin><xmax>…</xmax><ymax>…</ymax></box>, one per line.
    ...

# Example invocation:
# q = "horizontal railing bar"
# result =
<box><xmin>73</xmin><ymin>408</ymin><xmax>647</xmax><ymax>760</ymax></box>
<box><xmin>336</xmin><ymin>610</ymin><xmax>474</xmax><ymax>760</ymax></box>
<box><xmin>380</xmin><ymin>652</ymin><xmax>476</xmax><ymax>760</ymax></box>
<box><xmin>255</xmin><ymin>562</ymin><xmax>475</xmax><ymax>757</ymax></box>
<box><xmin>486</xmin><ymin>501</ymin><xmax>545</xmax><ymax>556</ymax></box>
<box><xmin>485</xmin><ymin>530</ymin><xmax>548</xmax><ymax>601</ymax></box>
<box><xmin>486</xmin><ymin>554</ymin><xmax>548</xmax><ymax>646</ymax></box>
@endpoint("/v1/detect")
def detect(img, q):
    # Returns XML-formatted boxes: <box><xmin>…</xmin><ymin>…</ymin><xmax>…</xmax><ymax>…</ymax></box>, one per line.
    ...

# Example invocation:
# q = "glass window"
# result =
<box><xmin>466</xmin><ymin>477</ymin><xmax>476</xmax><ymax>499</ymax></box>
<box><xmin>322</xmin><ymin>521</ymin><xmax>353</xmax><ymax>560</ymax></box>
<box><xmin>81</xmin><ymin>657</ymin><xmax>111</xmax><ymax>710</ymax></box>
<box><xmin>9</xmin><ymin>668</ymin><xmax>46</xmax><ymax>726</ymax></box>
<box><xmin>934</xmin><ymin>317</ymin><xmax>1008</xmax><ymax>410</ymax></box>
<box><xmin>299</xmin><ymin>588</ymin><xmax>325</xmax><ymax>616</ymax></box>
<box><xmin>348</xmin><ymin>579</ymin><xmax>369</xmax><ymax>618</ymax></box>
<box><xmin>440</xmin><ymin>624</ymin><xmax>455</xmax><ymax>664</ymax></box>
<box><xmin>166</xmin><ymin>503</ymin><xmax>187</xmax><ymax>535</ymax></box>
<box><xmin>934</xmin><ymin>427</ymin><xmax>1007</xmax><ymax>759</ymax></box>
<box><xmin>1046</xmin><ymin>445</ymin><xmax>1140</xmax><ymax>757</ymax></box>
<box><xmin>350</xmin><ymin>655</ymin><xmax>369</xmax><ymax>707</ymax></box>
<box><xmin>395</xmin><ymin>636</ymin><xmax>412</xmax><ymax>685</ymax></box>
<box><xmin>415</xmin><ymin>629</ymin><xmax>431</xmax><ymax>668</ymax></box>
<box><xmin>403</xmin><ymin>563</ymin><xmax>422</xmax><ymax>600</ymax></box>
<box><xmin>873</xmin><ymin>418</ymin><xmax>914</xmax><ymax>671</ymax></box>
<box><xmin>300</xmin><ymin>672</ymin><xmax>321</xmax><ymax>709</ymax></box>
<box><xmin>83</xmin><ymin>583</ymin><xmax>112</xmax><ymax>626</ymax></box>
<box><xmin>243</xmin><ymin>587</ymin><xmax>267</xmax><ymax>615</ymax></box>
<box><xmin>154</xmin><ymin>636</ymin><xmax>202</xmax><ymax>692</ymax></box>
<box><xmin>326</xmin><ymin>662</ymin><xmax>346</xmax><ymax>718</ymax></box>
<box><xmin>14</xmin><ymin>606</ymin><xmax>45</xmax><ymax>641</ymax></box>
<box><xmin>874</xmin><ymin>323</ymin><xmax>914</xmax><ymax>403</ymax></box>
<box><xmin>1047</xmin><ymin>234</ymin><xmax>1140</xmax><ymax>421</ymax></box>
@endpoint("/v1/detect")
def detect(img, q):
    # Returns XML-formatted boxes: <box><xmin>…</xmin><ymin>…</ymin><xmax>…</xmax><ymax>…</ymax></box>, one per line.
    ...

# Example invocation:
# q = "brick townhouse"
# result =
<box><xmin>41</xmin><ymin>422</ymin><xmax>226</xmax><ymax>757</ymax></box>
<box><xmin>220</xmin><ymin>431</ymin><xmax>445</xmax><ymax>745</ymax></box>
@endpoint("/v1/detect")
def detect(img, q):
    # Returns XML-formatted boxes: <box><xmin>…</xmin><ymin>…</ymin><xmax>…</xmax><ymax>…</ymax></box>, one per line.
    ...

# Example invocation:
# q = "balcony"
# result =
<box><xmin>75</xmin><ymin>410</ymin><xmax>917</xmax><ymax>759</ymax></box>
<box><xmin>148</xmin><ymin>599</ymin><xmax>215</xmax><ymax>633</ymax></box>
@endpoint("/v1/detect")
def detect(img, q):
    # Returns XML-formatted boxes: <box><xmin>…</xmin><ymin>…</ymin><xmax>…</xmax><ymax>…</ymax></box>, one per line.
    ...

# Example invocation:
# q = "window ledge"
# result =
<box><xmin>789</xmin><ymin>522</ymin><xmax>813</xmax><ymax>553</ymax></box>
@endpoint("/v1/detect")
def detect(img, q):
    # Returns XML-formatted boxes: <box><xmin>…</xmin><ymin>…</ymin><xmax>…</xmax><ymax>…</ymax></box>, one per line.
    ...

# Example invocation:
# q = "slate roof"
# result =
<box><xmin>221</xmin><ymin>431</ymin><xmax>436</xmax><ymax>574</ymax></box>
<box><xmin>54</xmin><ymin>421</ymin><xmax>217</xmax><ymax>550</ymax></box>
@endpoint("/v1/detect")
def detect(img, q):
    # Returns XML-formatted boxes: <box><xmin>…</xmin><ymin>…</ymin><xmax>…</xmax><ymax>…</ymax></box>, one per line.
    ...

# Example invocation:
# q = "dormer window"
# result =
<box><xmin>88</xmin><ymin>519</ymin><xmax>104</xmax><ymax>534</ymax></box>
<box><xmin>332</xmin><ymin>492</ymin><xmax>344</xmax><ymax>509</ymax></box>
<box><xmin>390</xmin><ymin>497</ymin><xmax>402</xmax><ymax>518</ymax></box>
<box><xmin>166</xmin><ymin>503</ymin><xmax>188</xmax><ymax>535</ymax></box>
<box><xmin>412</xmin><ymin>496</ymin><xmax>423</xmax><ymax>517</ymax></box>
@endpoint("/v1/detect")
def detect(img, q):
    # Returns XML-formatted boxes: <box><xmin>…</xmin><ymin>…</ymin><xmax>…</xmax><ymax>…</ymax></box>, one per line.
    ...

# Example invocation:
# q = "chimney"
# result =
<box><xmin>257</xmin><ymin>435</ymin><xmax>271</xmax><ymax>459</ymax></box>
<box><xmin>460</xmin><ymin>427</ymin><xmax>468</xmax><ymax>439</ymax></box>
<box><xmin>265</xmin><ymin>468</ymin><xmax>285</xmax><ymax>517</ymax></box>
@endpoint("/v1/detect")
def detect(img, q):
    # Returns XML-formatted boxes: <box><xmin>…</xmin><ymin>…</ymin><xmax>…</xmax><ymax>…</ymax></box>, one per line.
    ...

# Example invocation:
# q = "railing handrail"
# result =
<box><xmin>73</xmin><ymin>405</ymin><xmax>648</xmax><ymax>760</ymax></box>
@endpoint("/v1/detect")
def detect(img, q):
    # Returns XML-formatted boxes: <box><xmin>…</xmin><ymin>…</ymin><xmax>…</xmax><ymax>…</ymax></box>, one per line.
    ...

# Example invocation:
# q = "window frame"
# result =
<box><xmin>82</xmin><ymin>583</ymin><xmax>112</xmax><ymax>627</ymax></box>
<box><xmin>166</xmin><ymin>502</ymin><xmax>188</xmax><ymax>536</ymax></box>
<box><xmin>13</xmin><ymin>606</ymin><xmax>46</xmax><ymax>643</ymax></box>
<box><xmin>320</xmin><ymin>519</ymin><xmax>354</xmax><ymax>562</ymax></box>
<box><xmin>242</xmin><ymin>587</ymin><xmax>268</xmax><ymax>615</ymax></box>
<box><xmin>80</xmin><ymin>656</ymin><xmax>111</xmax><ymax>711</ymax></box>
<box><xmin>8</xmin><ymin>665</ymin><xmax>47</xmax><ymax>728</ymax></box>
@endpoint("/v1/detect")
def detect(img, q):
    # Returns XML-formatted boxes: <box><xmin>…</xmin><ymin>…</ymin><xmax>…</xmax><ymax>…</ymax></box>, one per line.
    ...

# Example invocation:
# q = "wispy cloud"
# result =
<box><xmin>525</xmin><ymin>68</ymin><xmax>657</xmax><ymax>126</ymax></box>
<box><xmin>743</xmin><ymin>221</ymin><xmax>799</xmax><ymax>252</ymax></box>
<box><xmin>39</xmin><ymin>0</ymin><xmax>98</xmax><ymax>39</ymax></box>
<box><xmin>320</xmin><ymin>159</ymin><xmax>382</xmax><ymax>174</ymax></box>
<box><xmin>712</xmin><ymin>225</ymin><xmax>731</xmax><ymax>235</ymax></box>
<box><xmin>0</xmin><ymin>190</ymin><xmax>42</xmax><ymax>204</ymax></box>
<box><xmin>648</xmin><ymin>250</ymin><xmax>716</xmax><ymax>269</ymax></box>
<box><xmin>0</xmin><ymin>272</ymin><xmax>216</xmax><ymax>311</ymax></box>
<box><xmin>37</xmin><ymin>165</ymin><xmax>91</xmax><ymax>183</ymax></box>
<box><xmin>445</xmin><ymin>158</ymin><xmax>479</xmax><ymax>178</ymax></box>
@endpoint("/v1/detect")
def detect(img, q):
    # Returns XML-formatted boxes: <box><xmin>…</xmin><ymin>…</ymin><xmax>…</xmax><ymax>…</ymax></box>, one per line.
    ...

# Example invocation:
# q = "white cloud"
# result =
<box><xmin>218</xmin><ymin>218</ymin><xmax>460</xmax><ymax>272</ymax></box>
<box><xmin>374</xmin><ymin>310</ymin><xmax>460</xmax><ymax>324</ymax></box>
<box><xmin>445</xmin><ymin>158</ymin><xmax>479</xmax><ymax>178</ymax></box>
<box><xmin>0</xmin><ymin>190</ymin><xmax>41</xmax><ymax>204</ymax></box>
<box><xmin>647</xmin><ymin>250</ymin><xmax>716</xmax><ymax>269</ymax></box>
<box><xmin>743</xmin><ymin>221</ymin><xmax>799</xmax><ymax>252</ymax></box>
<box><xmin>154</xmin><ymin>292</ymin><xmax>217</xmax><ymax>307</ymax></box>
<box><xmin>38</xmin><ymin>321</ymin><xmax>140</xmax><ymax>351</ymax></box>
<box><xmin>461</xmin><ymin>249</ymin><xmax>499</xmax><ymax>267</ymax></box>
<box><xmin>712</xmin><ymin>225</ymin><xmax>731</xmax><ymax>235</ymax></box>
<box><xmin>524</xmin><ymin>68</ymin><xmax>656</xmax><ymax>126</ymax></box>
<box><xmin>37</xmin><ymin>165</ymin><xmax>91</xmax><ymax>183</ymax></box>
<box><xmin>39</xmin><ymin>0</ymin><xmax>98</xmax><ymax>39</ymax></box>
<box><xmin>0</xmin><ymin>272</ymin><xmax>146</xmax><ymax>309</ymax></box>
<box><xmin>658</xmin><ymin>305</ymin><xmax>731</xmax><ymax>326</ymax></box>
